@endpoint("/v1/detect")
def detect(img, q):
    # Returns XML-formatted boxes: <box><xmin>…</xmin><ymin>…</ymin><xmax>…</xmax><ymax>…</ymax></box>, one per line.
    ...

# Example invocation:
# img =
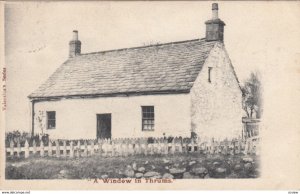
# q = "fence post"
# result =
<box><xmin>105</xmin><ymin>139</ymin><xmax>109</xmax><ymax>157</ymax></box>
<box><xmin>186</xmin><ymin>139</ymin><xmax>190</xmax><ymax>153</ymax></box>
<box><xmin>136</xmin><ymin>140</ymin><xmax>141</xmax><ymax>155</ymax></box>
<box><xmin>102</xmin><ymin>139</ymin><xmax>106</xmax><ymax>157</ymax></box>
<box><xmin>109</xmin><ymin>138</ymin><xmax>112</xmax><ymax>157</ymax></box>
<box><xmin>132</xmin><ymin>138</ymin><xmax>139</xmax><ymax>155</ymax></box>
<box><xmin>181</xmin><ymin>138</ymin><xmax>188</xmax><ymax>153</ymax></box>
<box><xmin>229</xmin><ymin>142</ymin><xmax>234</xmax><ymax>155</ymax></box>
<box><xmin>98</xmin><ymin>139</ymin><xmax>102</xmax><ymax>156</ymax></box>
<box><xmin>56</xmin><ymin>140</ymin><xmax>60</xmax><ymax>158</ymax></box>
<box><xmin>70</xmin><ymin>141</ymin><xmax>74</xmax><ymax>158</ymax></box>
<box><xmin>171</xmin><ymin>138</ymin><xmax>175</xmax><ymax>154</ymax></box>
<box><xmin>48</xmin><ymin>141</ymin><xmax>52</xmax><ymax>157</ymax></box>
<box><xmin>62</xmin><ymin>141</ymin><xmax>67</xmax><ymax>158</ymax></box>
<box><xmin>210</xmin><ymin>138</ymin><xmax>214</xmax><ymax>154</ymax></box>
<box><xmin>154</xmin><ymin>138</ymin><xmax>159</xmax><ymax>154</ymax></box>
<box><xmin>200</xmin><ymin>142</ymin><xmax>204</xmax><ymax>154</ymax></box>
<box><xmin>84</xmin><ymin>140</ymin><xmax>88</xmax><ymax>157</ymax></box>
<box><xmin>154</xmin><ymin>139</ymin><xmax>158</xmax><ymax>154</ymax></box>
<box><xmin>144</xmin><ymin>141</ymin><xmax>148</xmax><ymax>156</ymax></box>
<box><xmin>233</xmin><ymin>140</ymin><xmax>237</xmax><ymax>155</ymax></box>
<box><xmin>173</xmin><ymin>137</ymin><xmax>177</xmax><ymax>153</ymax></box>
<box><xmin>164</xmin><ymin>139</ymin><xmax>168</xmax><ymax>155</ymax></box>
<box><xmin>162</xmin><ymin>138</ymin><xmax>167</xmax><ymax>154</ymax></box>
<box><xmin>90</xmin><ymin>140</ymin><xmax>95</xmax><ymax>156</ymax></box>
<box><xmin>149</xmin><ymin>142</ymin><xmax>154</xmax><ymax>155</ymax></box>
<box><xmin>178</xmin><ymin>138</ymin><xmax>183</xmax><ymax>153</ymax></box>
<box><xmin>77</xmin><ymin>141</ymin><xmax>81</xmax><ymax>157</ymax></box>
<box><xmin>132</xmin><ymin>139</ymin><xmax>136</xmax><ymax>155</ymax></box>
<box><xmin>24</xmin><ymin>140</ymin><xmax>29</xmax><ymax>158</ymax></box>
<box><xmin>131</xmin><ymin>138</ymin><xmax>136</xmax><ymax>155</ymax></box>
<box><xmin>157</xmin><ymin>139</ymin><xmax>161</xmax><ymax>155</ymax></box>
<box><xmin>197</xmin><ymin>139</ymin><xmax>201</xmax><ymax>154</ymax></box>
<box><xmin>9</xmin><ymin>140</ymin><xmax>14</xmax><ymax>157</ymax></box>
<box><xmin>124</xmin><ymin>139</ymin><xmax>129</xmax><ymax>157</ymax></box>
<box><xmin>102</xmin><ymin>139</ymin><xmax>107</xmax><ymax>157</ymax></box>
<box><xmin>33</xmin><ymin>140</ymin><xmax>37</xmax><ymax>155</ymax></box>
<box><xmin>119</xmin><ymin>140</ymin><xmax>123</xmax><ymax>156</ymax></box>
<box><xmin>122</xmin><ymin>139</ymin><xmax>126</xmax><ymax>156</ymax></box>
<box><xmin>191</xmin><ymin>138</ymin><xmax>195</xmax><ymax>152</ymax></box>
<box><xmin>114</xmin><ymin>139</ymin><xmax>118</xmax><ymax>156</ymax></box>
<box><xmin>159</xmin><ymin>138</ymin><xmax>164</xmax><ymax>154</ymax></box>
<box><xmin>121</xmin><ymin>139</ymin><xmax>124</xmax><ymax>156</ymax></box>
<box><xmin>231</xmin><ymin>139</ymin><xmax>236</xmax><ymax>155</ymax></box>
<box><xmin>244</xmin><ymin>140</ymin><xmax>249</xmax><ymax>155</ymax></box>
<box><xmin>223</xmin><ymin>139</ymin><xmax>228</xmax><ymax>155</ymax></box>
<box><xmin>203</xmin><ymin>142</ymin><xmax>207</xmax><ymax>154</ymax></box>
<box><xmin>111</xmin><ymin>139</ymin><xmax>115</xmax><ymax>157</ymax></box>
<box><xmin>40</xmin><ymin>140</ymin><xmax>44</xmax><ymax>157</ymax></box>
<box><xmin>17</xmin><ymin>141</ymin><xmax>21</xmax><ymax>157</ymax></box>
<box><xmin>128</xmin><ymin>140</ymin><xmax>133</xmax><ymax>156</ymax></box>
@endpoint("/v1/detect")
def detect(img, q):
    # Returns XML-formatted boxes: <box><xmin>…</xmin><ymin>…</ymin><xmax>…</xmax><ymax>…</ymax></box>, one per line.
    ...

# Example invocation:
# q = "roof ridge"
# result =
<box><xmin>80</xmin><ymin>38</ymin><xmax>208</xmax><ymax>56</ymax></box>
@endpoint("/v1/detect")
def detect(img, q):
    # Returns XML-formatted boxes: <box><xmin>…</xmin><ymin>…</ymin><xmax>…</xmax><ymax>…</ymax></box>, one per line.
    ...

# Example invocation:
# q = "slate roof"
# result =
<box><xmin>29</xmin><ymin>38</ymin><xmax>217</xmax><ymax>99</ymax></box>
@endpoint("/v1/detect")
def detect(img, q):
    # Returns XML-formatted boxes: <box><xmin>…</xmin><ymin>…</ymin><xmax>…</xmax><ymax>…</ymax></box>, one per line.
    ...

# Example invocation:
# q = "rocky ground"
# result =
<box><xmin>6</xmin><ymin>153</ymin><xmax>259</xmax><ymax>179</ymax></box>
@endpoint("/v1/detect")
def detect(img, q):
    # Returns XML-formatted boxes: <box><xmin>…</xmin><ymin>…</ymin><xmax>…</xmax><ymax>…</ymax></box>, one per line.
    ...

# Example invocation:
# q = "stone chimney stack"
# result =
<box><xmin>69</xmin><ymin>30</ymin><xmax>81</xmax><ymax>58</ymax></box>
<box><xmin>205</xmin><ymin>3</ymin><xmax>225</xmax><ymax>42</ymax></box>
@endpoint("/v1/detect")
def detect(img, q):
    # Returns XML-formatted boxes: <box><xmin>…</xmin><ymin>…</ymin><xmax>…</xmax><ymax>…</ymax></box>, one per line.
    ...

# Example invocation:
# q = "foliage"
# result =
<box><xmin>241</xmin><ymin>72</ymin><xmax>263</xmax><ymax>118</ymax></box>
<box><xmin>5</xmin><ymin>130</ymin><xmax>49</xmax><ymax>147</ymax></box>
<box><xmin>36</xmin><ymin>111</ymin><xmax>45</xmax><ymax>135</ymax></box>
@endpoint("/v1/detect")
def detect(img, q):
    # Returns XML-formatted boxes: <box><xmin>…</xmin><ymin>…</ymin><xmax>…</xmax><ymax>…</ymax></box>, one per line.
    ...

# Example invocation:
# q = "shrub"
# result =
<box><xmin>5</xmin><ymin>130</ymin><xmax>50</xmax><ymax>147</ymax></box>
<box><xmin>147</xmin><ymin>137</ymin><xmax>155</xmax><ymax>144</ymax></box>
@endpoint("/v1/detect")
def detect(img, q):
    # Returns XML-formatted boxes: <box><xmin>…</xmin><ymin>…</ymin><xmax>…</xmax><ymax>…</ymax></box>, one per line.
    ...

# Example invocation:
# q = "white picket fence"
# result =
<box><xmin>6</xmin><ymin>136</ymin><xmax>259</xmax><ymax>159</ymax></box>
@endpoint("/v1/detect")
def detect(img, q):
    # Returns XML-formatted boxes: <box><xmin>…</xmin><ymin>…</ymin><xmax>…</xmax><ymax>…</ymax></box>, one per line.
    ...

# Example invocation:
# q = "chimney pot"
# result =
<box><xmin>212</xmin><ymin>3</ymin><xmax>219</xmax><ymax>19</ymax></box>
<box><xmin>212</xmin><ymin>3</ymin><xmax>218</xmax><ymax>10</ymax></box>
<box><xmin>73</xmin><ymin>30</ymin><xmax>78</xmax><ymax>41</ymax></box>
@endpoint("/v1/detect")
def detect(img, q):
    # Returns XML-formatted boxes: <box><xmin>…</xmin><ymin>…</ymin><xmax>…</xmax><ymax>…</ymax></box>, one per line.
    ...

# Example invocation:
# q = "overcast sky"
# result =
<box><xmin>5</xmin><ymin>1</ymin><xmax>300</xmax><ymax>132</ymax></box>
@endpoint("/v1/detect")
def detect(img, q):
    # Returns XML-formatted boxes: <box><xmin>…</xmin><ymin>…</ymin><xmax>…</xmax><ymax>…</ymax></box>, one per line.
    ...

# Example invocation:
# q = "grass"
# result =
<box><xmin>6</xmin><ymin>153</ymin><xmax>259</xmax><ymax>179</ymax></box>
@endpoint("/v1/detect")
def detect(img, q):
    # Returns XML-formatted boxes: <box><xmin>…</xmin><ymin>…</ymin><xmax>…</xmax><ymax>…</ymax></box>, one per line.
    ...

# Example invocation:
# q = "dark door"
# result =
<box><xmin>97</xmin><ymin>114</ymin><xmax>111</xmax><ymax>139</ymax></box>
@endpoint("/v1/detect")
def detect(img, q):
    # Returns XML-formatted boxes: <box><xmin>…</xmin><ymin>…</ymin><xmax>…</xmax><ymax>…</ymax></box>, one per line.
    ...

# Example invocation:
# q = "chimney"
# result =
<box><xmin>205</xmin><ymin>3</ymin><xmax>225</xmax><ymax>42</ymax></box>
<box><xmin>69</xmin><ymin>30</ymin><xmax>81</xmax><ymax>58</ymax></box>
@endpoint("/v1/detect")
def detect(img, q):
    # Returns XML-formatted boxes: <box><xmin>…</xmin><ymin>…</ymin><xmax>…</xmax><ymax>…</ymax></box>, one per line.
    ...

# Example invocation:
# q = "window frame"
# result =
<box><xmin>141</xmin><ymin>106</ymin><xmax>155</xmax><ymax>131</ymax></box>
<box><xmin>208</xmin><ymin>67</ymin><xmax>213</xmax><ymax>83</ymax></box>
<box><xmin>46</xmin><ymin>111</ymin><xmax>56</xmax><ymax>130</ymax></box>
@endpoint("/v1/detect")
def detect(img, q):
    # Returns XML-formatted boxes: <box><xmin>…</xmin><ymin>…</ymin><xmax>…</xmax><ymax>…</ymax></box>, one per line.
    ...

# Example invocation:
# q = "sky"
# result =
<box><xmin>4</xmin><ymin>1</ymin><xmax>300</xmax><ymax>132</ymax></box>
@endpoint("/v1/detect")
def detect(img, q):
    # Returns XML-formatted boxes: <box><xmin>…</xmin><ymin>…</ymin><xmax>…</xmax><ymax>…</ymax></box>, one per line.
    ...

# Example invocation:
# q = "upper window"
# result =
<box><xmin>208</xmin><ymin>67</ymin><xmax>213</xmax><ymax>83</ymax></box>
<box><xmin>47</xmin><ymin>111</ymin><xmax>56</xmax><ymax>129</ymax></box>
<box><xmin>142</xmin><ymin>106</ymin><xmax>154</xmax><ymax>131</ymax></box>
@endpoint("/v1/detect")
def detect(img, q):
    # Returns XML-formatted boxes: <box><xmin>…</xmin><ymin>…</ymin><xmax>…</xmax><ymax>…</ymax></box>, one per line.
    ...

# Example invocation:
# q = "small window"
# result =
<box><xmin>208</xmin><ymin>67</ymin><xmax>213</xmax><ymax>83</ymax></box>
<box><xmin>142</xmin><ymin>106</ymin><xmax>154</xmax><ymax>131</ymax></box>
<box><xmin>47</xmin><ymin>111</ymin><xmax>56</xmax><ymax>129</ymax></box>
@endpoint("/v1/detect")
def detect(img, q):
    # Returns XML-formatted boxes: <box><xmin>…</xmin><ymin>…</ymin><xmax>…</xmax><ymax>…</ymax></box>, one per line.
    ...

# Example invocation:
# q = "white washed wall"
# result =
<box><xmin>191</xmin><ymin>42</ymin><xmax>243</xmax><ymax>140</ymax></box>
<box><xmin>34</xmin><ymin>93</ymin><xmax>191</xmax><ymax>139</ymax></box>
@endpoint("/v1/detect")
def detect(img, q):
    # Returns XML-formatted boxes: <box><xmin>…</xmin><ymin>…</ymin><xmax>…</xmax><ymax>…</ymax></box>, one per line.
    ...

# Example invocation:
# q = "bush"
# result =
<box><xmin>147</xmin><ymin>137</ymin><xmax>155</xmax><ymax>144</ymax></box>
<box><xmin>5</xmin><ymin>130</ymin><xmax>50</xmax><ymax>147</ymax></box>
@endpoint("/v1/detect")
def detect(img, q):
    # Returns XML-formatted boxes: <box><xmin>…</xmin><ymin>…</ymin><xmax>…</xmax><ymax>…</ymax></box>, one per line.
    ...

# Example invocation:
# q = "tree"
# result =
<box><xmin>241</xmin><ymin>72</ymin><xmax>263</xmax><ymax>118</ymax></box>
<box><xmin>36</xmin><ymin>111</ymin><xmax>45</xmax><ymax>135</ymax></box>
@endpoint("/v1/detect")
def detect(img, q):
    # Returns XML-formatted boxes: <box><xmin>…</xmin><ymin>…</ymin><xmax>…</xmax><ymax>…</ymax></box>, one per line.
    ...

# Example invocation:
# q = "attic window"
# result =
<box><xmin>208</xmin><ymin>67</ymin><xmax>213</xmax><ymax>83</ymax></box>
<box><xmin>47</xmin><ymin>111</ymin><xmax>56</xmax><ymax>129</ymax></box>
<box><xmin>142</xmin><ymin>106</ymin><xmax>154</xmax><ymax>131</ymax></box>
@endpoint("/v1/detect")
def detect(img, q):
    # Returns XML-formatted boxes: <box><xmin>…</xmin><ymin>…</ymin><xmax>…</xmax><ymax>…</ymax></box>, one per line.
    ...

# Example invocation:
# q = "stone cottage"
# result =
<box><xmin>28</xmin><ymin>3</ymin><xmax>243</xmax><ymax>140</ymax></box>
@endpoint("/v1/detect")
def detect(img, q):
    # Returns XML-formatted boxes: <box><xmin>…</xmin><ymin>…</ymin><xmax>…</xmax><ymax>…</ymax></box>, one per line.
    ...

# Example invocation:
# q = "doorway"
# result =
<box><xmin>97</xmin><ymin>114</ymin><xmax>111</xmax><ymax>139</ymax></box>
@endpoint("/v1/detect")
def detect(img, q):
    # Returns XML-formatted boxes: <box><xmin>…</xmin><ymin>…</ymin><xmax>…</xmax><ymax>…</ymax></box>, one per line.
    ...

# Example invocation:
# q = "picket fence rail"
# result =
<box><xmin>6</xmin><ymin>136</ymin><xmax>259</xmax><ymax>159</ymax></box>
